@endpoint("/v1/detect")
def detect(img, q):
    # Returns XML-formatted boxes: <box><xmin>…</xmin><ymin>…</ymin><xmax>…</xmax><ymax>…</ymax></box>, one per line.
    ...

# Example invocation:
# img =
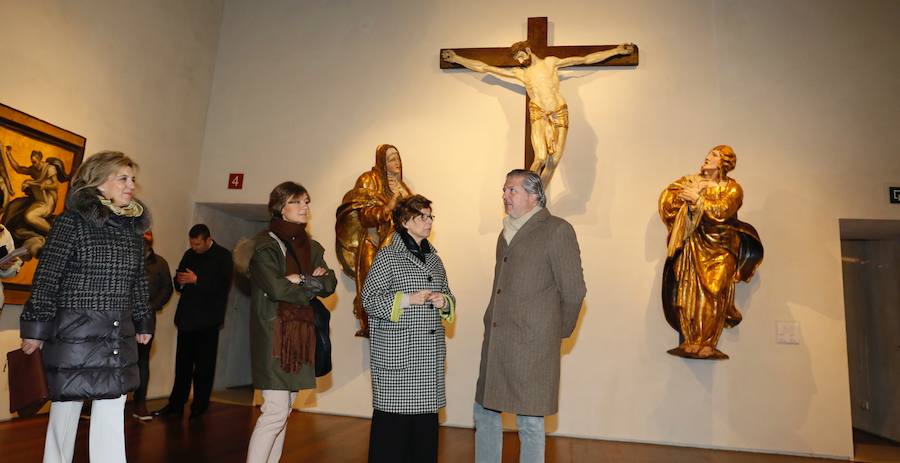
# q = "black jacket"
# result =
<box><xmin>20</xmin><ymin>188</ymin><xmax>153</xmax><ymax>401</ymax></box>
<box><xmin>145</xmin><ymin>251</ymin><xmax>173</xmax><ymax>311</ymax></box>
<box><xmin>173</xmin><ymin>241</ymin><xmax>233</xmax><ymax>331</ymax></box>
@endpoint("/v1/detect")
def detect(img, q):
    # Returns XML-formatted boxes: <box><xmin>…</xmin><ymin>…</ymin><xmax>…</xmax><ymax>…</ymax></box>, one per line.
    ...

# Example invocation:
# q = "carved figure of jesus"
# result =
<box><xmin>442</xmin><ymin>42</ymin><xmax>634</xmax><ymax>185</ymax></box>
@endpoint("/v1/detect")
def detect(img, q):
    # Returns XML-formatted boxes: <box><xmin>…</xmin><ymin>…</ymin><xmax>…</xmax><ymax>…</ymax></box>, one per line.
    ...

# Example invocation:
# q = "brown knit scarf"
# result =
<box><xmin>269</xmin><ymin>218</ymin><xmax>315</xmax><ymax>374</ymax></box>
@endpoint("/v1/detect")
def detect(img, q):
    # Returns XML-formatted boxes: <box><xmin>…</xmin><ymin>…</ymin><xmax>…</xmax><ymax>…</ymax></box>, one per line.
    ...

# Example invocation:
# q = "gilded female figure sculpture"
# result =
<box><xmin>336</xmin><ymin>144</ymin><xmax>411</xmax><ymax>337</ymax></box>
<box><xmin>659</xmin><ymin>145</ymin><xmax>763</xmax><ymax>360</ymax></box>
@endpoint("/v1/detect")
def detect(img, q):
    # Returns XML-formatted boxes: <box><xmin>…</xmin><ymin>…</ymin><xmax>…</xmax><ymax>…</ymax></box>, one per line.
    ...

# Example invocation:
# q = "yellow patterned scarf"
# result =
<box><xmin>98</xmin><ymin>196</ymin><xmax>144</xmax><ymax>217</ymax></box>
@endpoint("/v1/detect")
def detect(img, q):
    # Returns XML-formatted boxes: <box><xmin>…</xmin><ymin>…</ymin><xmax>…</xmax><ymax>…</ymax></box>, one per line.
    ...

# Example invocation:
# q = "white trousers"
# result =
<box><xmin>44</xmin><ymin>395</ymin><xmax>127</xmax><ymax>463</ymax></box>
<box><xmin>246</xmin><ymin>390</ymin><xmax>298</xmax><ymax>463</ymax></box>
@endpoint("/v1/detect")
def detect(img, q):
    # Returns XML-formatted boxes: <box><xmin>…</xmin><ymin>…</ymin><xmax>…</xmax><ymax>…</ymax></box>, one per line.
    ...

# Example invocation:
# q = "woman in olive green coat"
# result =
<box><xmin>237</xmin><ymin>181</ymin><xmax>336</xmax><ymax>463</ymax></box>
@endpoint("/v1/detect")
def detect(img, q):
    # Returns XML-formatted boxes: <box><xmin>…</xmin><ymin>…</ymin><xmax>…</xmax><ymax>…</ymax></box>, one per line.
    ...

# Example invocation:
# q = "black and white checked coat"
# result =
<box><xmin>362</xmin><ymin>232</ymin><xmax>454</xmax><ymax>414</ymax></box>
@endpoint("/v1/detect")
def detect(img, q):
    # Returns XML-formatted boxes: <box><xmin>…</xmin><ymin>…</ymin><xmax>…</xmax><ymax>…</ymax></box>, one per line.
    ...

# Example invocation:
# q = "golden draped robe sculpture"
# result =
<box><xmin>658</xmin><ymin>145</ymin><xmax>763</xmax><ymax>360</ymax></box>
<box><xmin>335</xmin><ymin>144</ymin><xmax>410</xmax><ymax>337</ymax></box>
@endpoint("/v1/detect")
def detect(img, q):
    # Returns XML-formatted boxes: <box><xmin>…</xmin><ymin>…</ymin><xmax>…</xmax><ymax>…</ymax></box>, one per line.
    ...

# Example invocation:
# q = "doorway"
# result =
<box><xmin>840</xmin><ymin>218</ymin><xmax>900</xmax><ymax>461</ymax></box>
<box><xmin>193</xmin><ymin>202</ymin><xmax>269</xmax><ymax>406</ymax></box>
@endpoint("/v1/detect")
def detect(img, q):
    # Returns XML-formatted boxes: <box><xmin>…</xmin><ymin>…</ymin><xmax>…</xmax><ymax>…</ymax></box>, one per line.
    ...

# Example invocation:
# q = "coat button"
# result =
<box><xmin>113</xmin><ymin>349</ymin><xmax>119</xmax><ymax>355</ymax></box>
<box><xmin>427</xmin><ymin>276</ymin><xmax>433</xmax><ymax>282</ymax></box>
<box><xmin>503</xmin><ymin>256</ymin><xmax>508</xmax><ymax>262</ymax></box>
<box><xmin>496</xmin><ymin>289</ymin><xmax>501</xmax><ymax>294</ymax></box>
<box><xmin>429</xmin><ymin>329</ymin><xmax>436</xmax><ymax>334</ymax></box>
<box><xmin>113</xmin><ymin>321</ymin><xmax>120</xmax><ymax>327</ymax></box>
<box><xmin>492</xmin><ymin>322</ymin><xmax>497</xmax><ymax>327</ymax></box>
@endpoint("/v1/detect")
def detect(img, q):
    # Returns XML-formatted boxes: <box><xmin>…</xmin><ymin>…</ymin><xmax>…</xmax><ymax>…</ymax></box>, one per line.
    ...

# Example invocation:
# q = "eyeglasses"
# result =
<box><xmin>417</xmin><ymin>214</ymin><xmax>436</xmax><ymax>222</ymax></box>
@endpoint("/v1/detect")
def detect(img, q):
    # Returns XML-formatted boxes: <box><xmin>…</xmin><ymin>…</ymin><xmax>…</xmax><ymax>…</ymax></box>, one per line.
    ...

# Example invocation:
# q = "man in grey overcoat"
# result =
<box><xmin>474</xmin><ymin>169</ymin><xmax>586</xmax><ymax>463</ymax></box>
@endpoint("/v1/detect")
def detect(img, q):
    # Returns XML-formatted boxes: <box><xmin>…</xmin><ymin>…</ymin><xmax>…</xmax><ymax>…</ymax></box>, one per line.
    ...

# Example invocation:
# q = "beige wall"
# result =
<box><xmin>0</xmin><ymin>0</ymin><xmax>224</xmax><ymax>420</ymax></box>
<box><xmin>2</xmin><ymin>0</ymin><xmax>900</xmax><ymax>459</ymax></box>
<box><xmin>192</xmin><ymin>0</ymin><xmax>900</xmax><ymax>458</ymax></box>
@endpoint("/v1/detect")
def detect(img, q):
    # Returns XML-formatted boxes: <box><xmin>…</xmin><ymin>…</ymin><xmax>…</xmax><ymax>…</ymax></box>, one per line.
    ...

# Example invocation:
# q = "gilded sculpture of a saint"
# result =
<box><xmin>659</xmin><ymin>145</ymin><xmax>763</xmax><ymax>360</ymax></box>
<box><xmin>335</xmin><ymin>144</ymin><xmax>411</xmax><ymax>337</ymax></box>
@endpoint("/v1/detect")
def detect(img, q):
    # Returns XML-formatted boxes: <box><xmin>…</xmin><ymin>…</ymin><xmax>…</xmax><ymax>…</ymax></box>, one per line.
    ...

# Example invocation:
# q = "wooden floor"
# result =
<box><xmin>0</xmin><ymin>401</ymin><xmax>893</xmax><ymax>462</ymax></box>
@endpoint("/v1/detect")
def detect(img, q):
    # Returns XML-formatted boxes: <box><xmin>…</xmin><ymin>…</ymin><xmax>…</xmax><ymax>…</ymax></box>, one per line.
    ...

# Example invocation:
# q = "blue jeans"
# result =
<box><xmin>473</xmin><ymin>402</ymin><xmax>545</xmax><ymax>463</ymax></box>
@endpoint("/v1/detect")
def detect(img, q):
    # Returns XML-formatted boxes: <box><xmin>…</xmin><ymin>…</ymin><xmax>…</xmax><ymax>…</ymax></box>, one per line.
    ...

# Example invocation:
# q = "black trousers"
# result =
<box><xmin>167</xmin><ymin>327</ymin><xmax>219</xmax><ymax>413</ymax></box>
<box><xmin>133</xmin><ymin>337</ymin><xmax>154</xmax><ymax>403</ymax></box>
<box><xmin>368</xmin><ymin>409</ymin><xmax>438</xmax><ymax>463</ymax></box>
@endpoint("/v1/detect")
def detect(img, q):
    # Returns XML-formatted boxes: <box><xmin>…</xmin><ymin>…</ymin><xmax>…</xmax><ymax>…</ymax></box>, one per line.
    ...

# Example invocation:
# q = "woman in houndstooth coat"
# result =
<box><xmin>20</xmin><ymin>151</ymin><xmax>153</xmax><ymax>462</ymax></box>
<box><xmin>362</xmin><ymin>194</ymin><xmax>455</xmax><ymax>463</ymax></box>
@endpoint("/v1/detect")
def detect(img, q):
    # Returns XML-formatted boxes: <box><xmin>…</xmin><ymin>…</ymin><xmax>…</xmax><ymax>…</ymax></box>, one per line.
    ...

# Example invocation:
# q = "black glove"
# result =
<box><xmin>301</xmin><ymin>275</ymin><xmax>325</xmax><ymax>294</ymax></box>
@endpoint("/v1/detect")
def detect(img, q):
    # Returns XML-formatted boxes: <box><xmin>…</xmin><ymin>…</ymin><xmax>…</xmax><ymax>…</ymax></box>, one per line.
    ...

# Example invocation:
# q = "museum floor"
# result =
<box><xmin>1</xmin><ymin>398</ymin><xmax>897</xmax><ymax>462</ymax></box>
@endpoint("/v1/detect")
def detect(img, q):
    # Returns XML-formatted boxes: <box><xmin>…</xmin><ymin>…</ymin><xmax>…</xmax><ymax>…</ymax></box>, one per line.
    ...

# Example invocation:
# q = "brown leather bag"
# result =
<box><xmin>6</xmin><ymin>348</ymin><xmax>49</xmax><ymax>417</ymax></box>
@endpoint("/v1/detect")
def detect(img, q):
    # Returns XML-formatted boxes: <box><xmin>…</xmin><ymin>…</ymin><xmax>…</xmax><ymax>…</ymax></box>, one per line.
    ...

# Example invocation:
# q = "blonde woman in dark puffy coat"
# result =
<box><xmin>20</xmin><ymin>151</ymin><xmax>153</xmax><ymax>463</ymax></box>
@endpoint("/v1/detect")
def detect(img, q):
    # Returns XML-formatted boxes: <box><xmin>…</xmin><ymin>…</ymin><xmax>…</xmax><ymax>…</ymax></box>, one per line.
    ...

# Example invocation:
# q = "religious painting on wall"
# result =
<box><xmin>0</xmin><ymin>103</ymin><xmax>85</xmax><ymax>306</ymax></box>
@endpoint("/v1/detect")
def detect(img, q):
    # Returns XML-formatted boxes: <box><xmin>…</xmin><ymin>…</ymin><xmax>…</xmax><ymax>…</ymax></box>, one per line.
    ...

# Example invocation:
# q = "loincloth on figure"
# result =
<box><xmin>528</xmin><ymin>102</ymin><xmax>569</xmax><ymax>155</ymax></box>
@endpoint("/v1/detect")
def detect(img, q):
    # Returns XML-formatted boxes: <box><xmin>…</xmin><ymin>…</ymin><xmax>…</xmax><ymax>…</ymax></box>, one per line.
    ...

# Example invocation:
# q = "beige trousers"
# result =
<box><xmin>246</xmin><ymin>390</ymin><xmax>298</xmax><ymax>463</ymax></box>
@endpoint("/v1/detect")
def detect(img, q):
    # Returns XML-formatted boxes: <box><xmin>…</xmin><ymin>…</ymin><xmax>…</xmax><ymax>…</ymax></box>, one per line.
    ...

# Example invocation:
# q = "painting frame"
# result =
<box><xmin>0</xmin><ymin>103</ymin><xmax>85</xmax><ymax>305</ymax></box>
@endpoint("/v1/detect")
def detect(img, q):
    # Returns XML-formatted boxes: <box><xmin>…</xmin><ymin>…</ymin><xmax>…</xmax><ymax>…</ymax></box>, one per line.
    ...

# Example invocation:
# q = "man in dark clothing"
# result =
<box><xmin>132</xmin><ymin>231</ymin><xmax>174</xmax><ymax>421</ymax></box>
<box><xmin>153</xmin><ymin>224</ymin><xmax>233</xmax><ymax>420</ymax></box>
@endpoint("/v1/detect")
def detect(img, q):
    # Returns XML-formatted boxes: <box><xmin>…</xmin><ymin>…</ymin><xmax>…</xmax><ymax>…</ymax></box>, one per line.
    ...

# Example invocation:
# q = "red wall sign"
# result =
<box><xmin>228</xmin><ymin>173</ymin><xmax>244</xmax><ymax>189</ymax></box>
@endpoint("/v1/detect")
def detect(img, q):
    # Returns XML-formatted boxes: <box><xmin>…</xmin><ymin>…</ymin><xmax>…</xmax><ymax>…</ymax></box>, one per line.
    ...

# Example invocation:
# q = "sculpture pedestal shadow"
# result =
<box><xmin>667</xmin><ymin>346</ymin><xmax>729</xmax><ymax>360</ymax></box>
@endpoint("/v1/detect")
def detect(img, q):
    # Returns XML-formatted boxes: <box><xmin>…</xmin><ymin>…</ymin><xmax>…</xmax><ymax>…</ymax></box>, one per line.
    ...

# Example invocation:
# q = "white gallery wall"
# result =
<box><xmin>193</xmin><ymin>0</ymin><xmax>900</xmax><ymax>459</ymax></box>
<box><xmin>0</xmin><ymin>0</ymin><xmax>224</xmax><ymax>420</ymax></box>
<box><xmin>0</xmin><ymin>0</ymin><xmax>897</xmax><ymax>459</ymax></box>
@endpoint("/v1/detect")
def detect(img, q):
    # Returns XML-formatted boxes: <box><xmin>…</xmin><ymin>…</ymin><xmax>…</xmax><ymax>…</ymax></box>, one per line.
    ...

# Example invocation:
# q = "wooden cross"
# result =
<box><xmin>440</xmin><ymin>17</ymin><xmax>639</xmax><ymax>169</ymax></box>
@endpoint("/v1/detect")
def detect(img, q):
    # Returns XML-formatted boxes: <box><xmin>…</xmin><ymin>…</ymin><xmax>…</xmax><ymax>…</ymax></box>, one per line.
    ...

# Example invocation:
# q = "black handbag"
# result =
<box><xmin>310</xmin><ymin>298</ymin><xmax>332</xmax><ymax>377</ymax></box>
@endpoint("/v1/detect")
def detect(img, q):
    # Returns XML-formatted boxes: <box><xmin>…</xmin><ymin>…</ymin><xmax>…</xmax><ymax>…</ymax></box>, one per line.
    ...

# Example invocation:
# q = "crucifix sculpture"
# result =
<box><xmin>440</xmin><ymin>17</ymin><xmax>639</xmax><ymax>185</ymax></box>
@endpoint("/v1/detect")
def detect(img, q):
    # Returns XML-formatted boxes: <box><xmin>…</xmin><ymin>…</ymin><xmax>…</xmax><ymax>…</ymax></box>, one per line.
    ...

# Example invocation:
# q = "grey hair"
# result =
<box><xmin>506</xmin><ymin>169</ymin><xmax>546</xmax><ymax>207</ymax></box>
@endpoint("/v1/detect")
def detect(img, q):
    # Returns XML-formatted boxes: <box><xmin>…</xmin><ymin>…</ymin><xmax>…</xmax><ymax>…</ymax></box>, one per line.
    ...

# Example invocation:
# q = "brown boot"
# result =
<box><xmin>132</xmin><ymin>402</ymin><xmax>152</xmax><ymax>421</ymax></box>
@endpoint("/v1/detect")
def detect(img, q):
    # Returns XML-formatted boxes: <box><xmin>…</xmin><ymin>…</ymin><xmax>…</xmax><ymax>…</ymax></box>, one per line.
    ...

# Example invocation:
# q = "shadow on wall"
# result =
<box><xmin>640</xmin><ymin>205</ymin><xmax>723</xmax><ymax>443</ymax></box>
<box><xmin>457</xmin><ymin>72</ymin><xmax>524</xmax><ymax>236</ymax></box>
<box><xmin>643</xmin><ymin>208</ymin><xmax>674</xmax><ymax>356</ymax></box>
<box><xmin>552</xmin><ymin>69</ymin><xmax>625</xmax><ymax>228</ymax></box>
<box><xmin>549</xmin><ymin>94</ymin><xmax>599</xmax><ymax>219</ymax></box>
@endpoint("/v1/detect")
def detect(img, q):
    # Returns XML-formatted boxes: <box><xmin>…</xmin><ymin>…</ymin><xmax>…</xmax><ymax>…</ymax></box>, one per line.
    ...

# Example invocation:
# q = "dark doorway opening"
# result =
<box><xmin>840</xmin><ymin>219</ymin><xmax>900</xmax><ymax>462</ymax></box>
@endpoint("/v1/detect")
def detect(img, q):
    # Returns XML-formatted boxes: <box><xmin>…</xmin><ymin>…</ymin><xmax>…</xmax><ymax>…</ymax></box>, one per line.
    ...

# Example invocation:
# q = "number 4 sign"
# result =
<box><xmin>228</xmin><ymin>173</ymin><xmax>244</xmax><ymax>190</ymax></box>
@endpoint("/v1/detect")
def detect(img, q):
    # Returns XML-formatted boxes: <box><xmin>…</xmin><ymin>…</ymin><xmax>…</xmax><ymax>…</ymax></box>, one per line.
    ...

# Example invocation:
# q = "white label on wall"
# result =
<box><xmin>776</xmin><ymin>321</ymin><xmax>801</xmax><ymax>345</ymax></box>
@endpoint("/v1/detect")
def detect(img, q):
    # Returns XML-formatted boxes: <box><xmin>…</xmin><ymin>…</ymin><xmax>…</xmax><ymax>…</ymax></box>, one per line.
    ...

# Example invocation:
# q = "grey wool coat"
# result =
<box><xmin>362</xmin><ymin>232</ymin><xmax>455</xmax><ymax>414</ymax></box>
<box><xmin>19</xmin><ymin>189</ymin><xmax>153</xmax><ymax>401</ymax></box>
<box><xmin>475</xmin><ymin>208</ymin><xmax>586</xmax><ymax>416</ymax></box>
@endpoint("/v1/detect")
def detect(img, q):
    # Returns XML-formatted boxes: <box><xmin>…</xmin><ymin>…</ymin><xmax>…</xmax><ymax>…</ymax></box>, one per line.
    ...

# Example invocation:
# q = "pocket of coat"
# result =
<box><xmin>369</xmin><ymin>323</ymin><xmax>411</xmax><ymax>371</ymax></box>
